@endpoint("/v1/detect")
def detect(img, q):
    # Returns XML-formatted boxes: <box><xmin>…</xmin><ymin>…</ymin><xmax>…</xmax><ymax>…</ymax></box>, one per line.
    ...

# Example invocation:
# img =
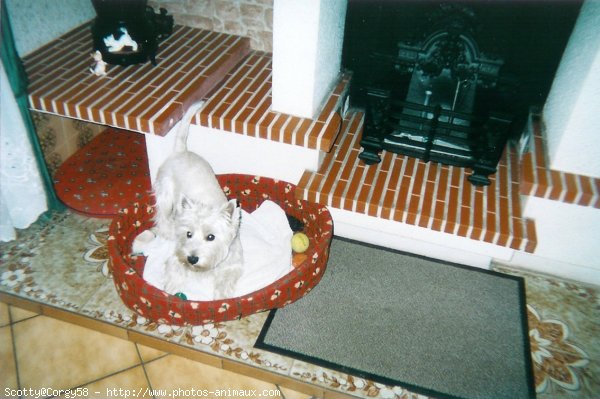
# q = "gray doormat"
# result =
<box><xmin>255</xmin><ymin>238</ymin><xmax>535</xmax><ymax>399</ymax></box>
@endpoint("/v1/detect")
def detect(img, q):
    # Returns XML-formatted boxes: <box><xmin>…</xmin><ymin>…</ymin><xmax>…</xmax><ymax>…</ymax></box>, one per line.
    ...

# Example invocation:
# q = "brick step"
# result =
<box><xmin>520</xmin><ymin>116</ymin><xmax>600</xmax><ymax>208</ymax></box>
<box><xmin>296</xmin><ymin>111</ymin><xmax>537</xmax><ymax>253</ymax></box>
<box><xmin>197</xmin><ymin>51</ymin><xmax>351</xmax><ymax>152</ymax></box>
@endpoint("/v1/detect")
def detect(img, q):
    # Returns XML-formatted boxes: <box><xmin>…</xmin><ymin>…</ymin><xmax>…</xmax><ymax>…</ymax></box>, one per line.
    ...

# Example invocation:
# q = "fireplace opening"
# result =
<box><xmin>342</xmin><ymin>0</ymin><xmax>582</xmax><ymax>185</ymax></box>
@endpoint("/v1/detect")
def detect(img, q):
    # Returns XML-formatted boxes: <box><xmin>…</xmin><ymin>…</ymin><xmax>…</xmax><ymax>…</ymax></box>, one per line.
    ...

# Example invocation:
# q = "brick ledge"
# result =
<box><xmin>197</xmin><ymin>52</ymin><xmax>351</xmax><ymax>152</ymax></box>
<box><xmin>520</xmin><ymin>115</ymin><xmax>600</xmax><ymax>209</ymax></box>
<box><xmin>297</xmin><ymin>111</ymin><xmax>537</xmax><ymax>253</ymax></box>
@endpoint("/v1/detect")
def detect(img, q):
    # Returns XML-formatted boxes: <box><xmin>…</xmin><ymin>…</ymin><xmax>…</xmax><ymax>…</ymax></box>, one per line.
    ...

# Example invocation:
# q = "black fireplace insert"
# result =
<box><xmin>343</xmin><ymin>1</ymin><xmax>582</xmax><ymax>186</ymax></box>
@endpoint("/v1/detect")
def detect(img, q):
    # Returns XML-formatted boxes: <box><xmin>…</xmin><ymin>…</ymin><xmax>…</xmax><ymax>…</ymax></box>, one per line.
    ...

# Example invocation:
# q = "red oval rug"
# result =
<box><xmin>53</xmin><ymin>128</ymin><xmax>151</xmax><ymax>217</ymax></box>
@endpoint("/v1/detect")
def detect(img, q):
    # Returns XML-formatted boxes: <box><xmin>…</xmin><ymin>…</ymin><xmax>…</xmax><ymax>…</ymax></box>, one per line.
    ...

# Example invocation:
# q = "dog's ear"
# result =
<box><xmin>222</xmin><ymin>198</ymin><xmax>236</xmax><ymax>216</ymax></box>
<box><xmin>180</xmin><ymin>195</ymin><xmax>193</xmax><ymax>210</ymax></box>
<box><xmin>222</xmin><ymin>199</ymin><xmax>241</xmax><ymax>224</ymax></box>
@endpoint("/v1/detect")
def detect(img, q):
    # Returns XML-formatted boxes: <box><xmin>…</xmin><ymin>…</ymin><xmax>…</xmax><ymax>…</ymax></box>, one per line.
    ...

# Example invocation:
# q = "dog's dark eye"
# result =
<box><xmin>206</xmin><ymin>234</ymin><xmax>215</xmax><ymax>241</ymax></box>
<box><xmin>186</xmin><ymin>231</ymin><xmax>193</xmax><ymax>239</ymax></box>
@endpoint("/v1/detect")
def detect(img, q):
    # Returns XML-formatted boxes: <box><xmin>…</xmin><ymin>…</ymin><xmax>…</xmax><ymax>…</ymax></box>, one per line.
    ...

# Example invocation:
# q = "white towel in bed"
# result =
<box><xmin>132</xmin><ymin>200</ymin><xmax>293</xmax><ymax>300</ymax></box>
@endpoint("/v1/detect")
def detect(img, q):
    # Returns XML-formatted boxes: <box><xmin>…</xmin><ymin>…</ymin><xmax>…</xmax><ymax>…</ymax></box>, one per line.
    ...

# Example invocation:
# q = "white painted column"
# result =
<box><xmin>543</xmin><ymin>0</ymin><xmax>600</xmax><ymax>178</ymax></box>
<box><xmin>271</xmin><ymin>0</ymin><xmax>347</xmax><ymax>119</ymax></box>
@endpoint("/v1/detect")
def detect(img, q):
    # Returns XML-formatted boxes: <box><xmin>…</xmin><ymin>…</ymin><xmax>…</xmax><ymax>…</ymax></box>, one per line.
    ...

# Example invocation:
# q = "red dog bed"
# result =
<box><xmin>108</xmin><ymin>174</ymin><xmax>333</xmax><ymax>325</ymax></box>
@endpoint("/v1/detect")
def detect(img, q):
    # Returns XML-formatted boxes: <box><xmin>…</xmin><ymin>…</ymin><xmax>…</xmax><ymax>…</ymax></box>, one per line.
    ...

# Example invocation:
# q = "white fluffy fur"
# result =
<box><xmin>152</xmin><ymin>101</ymin><xmax>243</xmax><ymax>299</ymax></box>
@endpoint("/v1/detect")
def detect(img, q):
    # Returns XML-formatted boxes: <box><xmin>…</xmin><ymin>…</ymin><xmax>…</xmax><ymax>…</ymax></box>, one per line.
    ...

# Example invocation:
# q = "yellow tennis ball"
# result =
<box><xmin>291</xmin><ymin>232</ymin><xmax>310</xmax><ymax>253</ymax></box>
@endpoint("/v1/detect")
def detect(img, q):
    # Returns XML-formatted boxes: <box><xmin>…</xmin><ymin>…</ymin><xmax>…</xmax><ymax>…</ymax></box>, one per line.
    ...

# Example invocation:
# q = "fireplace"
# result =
<box><xmin>343</xmin><ymin>0</ymin><xmax>582</xmax><ymax>185</ymax></box>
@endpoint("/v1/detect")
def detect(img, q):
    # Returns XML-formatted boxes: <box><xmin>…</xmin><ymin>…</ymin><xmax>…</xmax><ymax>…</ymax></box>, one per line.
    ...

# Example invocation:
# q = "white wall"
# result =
<box><xmin>145</xmin><ymin>124</ymin><xmax>323</xmax><ymax>185</ymax></box>
<box><xmin>5</xmin><ymin>0</ymin><xmax>96</xmax><ymax>57</ymax></box>
<box><xmin>271</xmin><ymin>0</ymin><xmax>347</xmax><ymax>119</ymax></box>
<box><xmin>543</xmin><ymin>0</ymin><xmax>600</xmax><ymax>178</ymax></box>
<box><xmin>523</xmin><ymin>0</ymin><xmax>600</xmax><ymax>285</ymax></box>
<box><xmin>515</xmin><ymin>196</ymin><xmax>600</xmax><ymax>285</ymax></box>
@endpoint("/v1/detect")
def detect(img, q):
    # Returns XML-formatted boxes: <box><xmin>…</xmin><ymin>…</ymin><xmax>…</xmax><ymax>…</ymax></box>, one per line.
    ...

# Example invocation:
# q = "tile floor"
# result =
<box><xmin>1</xmin><ymin>210</ymin><xmax>599</xmax><ymax>399</ymax></box>
<box><xmin>1</xmin><ymin>304</ymin><xmax>305</xmax><ymax>399</ymax></box>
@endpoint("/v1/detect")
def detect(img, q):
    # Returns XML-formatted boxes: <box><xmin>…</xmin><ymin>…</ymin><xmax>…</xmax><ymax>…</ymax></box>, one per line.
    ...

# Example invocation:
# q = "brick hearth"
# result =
<box><xmin>297</xmin><ymin>111</ymin><xmax>537</xmax><ymax>253</ymax></box>
<box><xmin>24</xmin><ymin>23</ymin><xmax>250</xmax><ymax>136</ymax></box>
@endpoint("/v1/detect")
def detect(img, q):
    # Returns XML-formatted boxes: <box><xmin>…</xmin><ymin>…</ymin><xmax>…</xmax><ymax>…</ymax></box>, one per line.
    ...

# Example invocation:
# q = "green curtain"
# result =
<box><xmin>1</xmin><ymin>4</ymin><xmax>64</xmax><ymax>211</ymax></box>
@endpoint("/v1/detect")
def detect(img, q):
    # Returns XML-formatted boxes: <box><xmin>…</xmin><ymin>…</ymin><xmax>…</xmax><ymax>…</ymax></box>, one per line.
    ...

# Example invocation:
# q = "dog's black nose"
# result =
<box><xmin>187</xmin><ymin>255</ymin><xmax>199</xmax><ymax>265</ymax></box>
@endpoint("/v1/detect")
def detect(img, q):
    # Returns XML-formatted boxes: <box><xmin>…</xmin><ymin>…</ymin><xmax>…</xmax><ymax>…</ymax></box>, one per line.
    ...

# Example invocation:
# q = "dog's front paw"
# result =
<box><xmin>215</xmin><ymin>281</ymin><xmax>237</xmax><ymax>300</ymax></box>
<box><xmin>215</xmin><ymin>266</ymin><xmax>243</xmax><ymax>299</ymax></box>
<box><xmin>131</xmin><ymin>229</ymin><xmax>157</xmax><ymax>255</ymax></box>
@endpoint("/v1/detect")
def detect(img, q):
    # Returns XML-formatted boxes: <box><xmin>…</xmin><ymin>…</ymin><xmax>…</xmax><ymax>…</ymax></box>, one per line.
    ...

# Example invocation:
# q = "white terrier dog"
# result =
<box><xmin>152</xmin><ymin>101</ymin><xmax>243</xmax><ymax>299</ymax></box>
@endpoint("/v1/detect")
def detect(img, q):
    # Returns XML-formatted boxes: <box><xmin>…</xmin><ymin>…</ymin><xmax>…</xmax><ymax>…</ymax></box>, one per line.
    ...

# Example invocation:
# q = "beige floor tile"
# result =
<box><xmin>9</xmin><ymin>305</ymin><xmax>39</xmax><ymax>323</ymax></box>
<box><xmin>136</xmin><ymin>343</ymin><xmax>167</xmax><ymax>363</ymax></box>
<box><xmin>278</xmin><ymin>385</ymin><xmax>315</xmax><ymax>399</ymax></box>
<box><xmin>145</xmin><ymin>355</ymin><xmax>279</xmax><ymax>399</ymax></box>
<box><xmin>13</xmin><ymin>316</ymin><xmax>141</xmax><ymax>391</ymax></box>
<box><xmin>0</xmin><ymin>326</ymin><xmax>18</xmax><ymax>391</ymax></box>
<box><xmin>0</xmin><ymin>302</ymin><xmax>9</xmax><ymax>326</ymax></box>
<box><xmin>55</xmin><ymin>366</ymin><xmax>151</xmax><ymax>399</ymax></box>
